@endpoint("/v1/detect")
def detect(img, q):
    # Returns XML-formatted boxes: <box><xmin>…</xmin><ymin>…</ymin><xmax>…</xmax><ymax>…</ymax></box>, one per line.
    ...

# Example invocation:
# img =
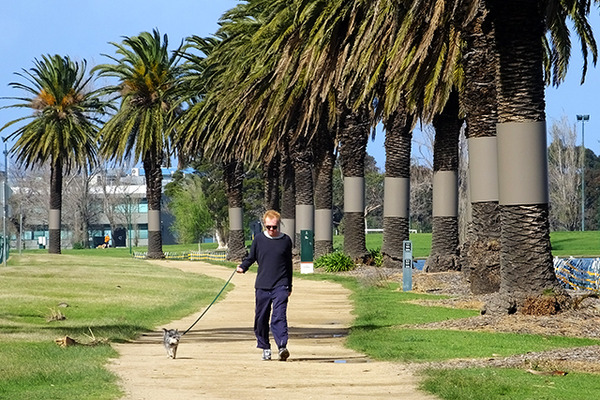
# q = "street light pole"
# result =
<box><xmin>2</xmin><ymin>138</ymin><xmax>8</xmax><ymax>266</ymax></box>
<box><xmin>126</xmin><ymin>194</ymin><xmax>132</xmax><ymax>254</ymax></box>
<box><xmin>576</xmin><ymin>114</ymin><xmax>589</xmax><ymax>231</ymax></box>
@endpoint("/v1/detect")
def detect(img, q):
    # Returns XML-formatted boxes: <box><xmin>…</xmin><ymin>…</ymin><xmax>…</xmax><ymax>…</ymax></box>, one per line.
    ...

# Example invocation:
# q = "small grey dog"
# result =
<box><xmin>162</xmin><ymin>328</ymin><xmax>181</xmax><ymax>359</ymax></box>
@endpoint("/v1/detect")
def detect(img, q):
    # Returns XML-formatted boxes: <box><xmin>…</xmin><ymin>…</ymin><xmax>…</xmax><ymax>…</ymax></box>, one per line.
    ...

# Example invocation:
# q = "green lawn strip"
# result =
<box><xmin>347</xmin><ymin>283</ymin><xmax>597</xmax><ymax>361</ymax></box>
<box><xmin>334</xmin><ymin>231</ymin><xmax>600</xmax><ymax>258</ymax></box>
<box><xmin>348</xmin><ymin>328</ymin><xmax>597</xmax><ymax>362</ymax></box>
<box><xmin>420</xmin><ymin>367</ymin><xmax>600</xmax><ymax>400</ymax></box>
<box><xmin>0</xmin><ymin>254</ymin><xmax>229</xmax><ymax>399</ymax></box>
<box><xmin>549</xmin><ymin>231</ymin><xmax>600</xmax><ymax>257</ymax></box>
<box><xmin>302</xmin><ymin>272</ymin><xmax>600</xmax><ymax>399</ymax></box>
<box><xmin>0</xmin><ymin>342</ymin><xmax>120</xmax><ymax>400</ymax></box>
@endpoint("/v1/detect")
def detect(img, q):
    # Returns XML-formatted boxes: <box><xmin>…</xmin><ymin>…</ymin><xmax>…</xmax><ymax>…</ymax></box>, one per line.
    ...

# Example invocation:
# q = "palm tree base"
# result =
<box><xmin>314</xmin><ymin>241</ymin><xmax>333</xmax><ymax>259</ymax></box>
<box><xmin>499</xmin><ymin>204</ymin><xmax>556</xmax><ymax>295</ymax></box>
<box><xmin>381</xmin><ymin>217</ymin><xmax>409</xmax><ymax>269</ymax></box>
<box><xmin>464</xmin><ymin>202</ymin><xmax>501</xmax><ymax>294</ymax></box>
<box><xmin>227</xmin><ymin>230</ymin><xmax>247</xmax><ymax>262</ymax></box>
<box><xmin>342</xmin><ymin>212</ymin><xmax>369</xmax><ymax>262</ymax></box>
<box><xmin>425</xmin><ymin>217</ymin><xmax>460</xmax><ymax>272</ymax></box>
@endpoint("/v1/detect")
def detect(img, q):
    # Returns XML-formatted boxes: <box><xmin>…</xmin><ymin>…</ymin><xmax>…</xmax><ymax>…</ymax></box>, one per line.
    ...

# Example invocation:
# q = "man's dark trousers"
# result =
<box><xmin>254</xmin><ymin>286</ymin><xmax>289</xmax><ymax>349</ymax></box>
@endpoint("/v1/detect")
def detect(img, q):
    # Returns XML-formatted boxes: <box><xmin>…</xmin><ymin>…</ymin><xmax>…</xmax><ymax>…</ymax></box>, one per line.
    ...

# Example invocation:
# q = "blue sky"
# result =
<box><xmin>1</xmin><ymin>1</ymin><xmax>599</xmax><ymax>171</ymax></box>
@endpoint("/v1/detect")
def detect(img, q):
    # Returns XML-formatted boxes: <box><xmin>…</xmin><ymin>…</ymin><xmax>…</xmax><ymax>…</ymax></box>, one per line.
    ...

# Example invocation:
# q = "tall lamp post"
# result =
<box><xmin>125</xmin><ymin>194</ymin><xmax>132</xmax><ymax>254</ymax></box>
<box><xmin>576</xmin><ymin>114</ymin><xmax>589</xmax><ymax>231</ymax></box>
<box><xmin>2</xmin><ymin>137</ymin><xmax>8</xmax><ymax>266</ymax></box>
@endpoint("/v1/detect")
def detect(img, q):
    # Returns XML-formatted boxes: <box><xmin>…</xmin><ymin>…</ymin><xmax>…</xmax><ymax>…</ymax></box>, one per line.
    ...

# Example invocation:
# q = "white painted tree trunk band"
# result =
<box><xmin>228</xmin><ymin>207</ymin><xmax>243</xmax><ymax>231</ymax></box>
<box><xmin>344</xmin><ymin>176</ymin><xmax>365</xmax><ymax>213</ymax></box>
<box><xmin>468</xmin><ymin>136</ymin><xmax>499</xmax><ymax>203</ymax></box>
<box><xmin>295</xmin><ymin>204</ymin><xmax>314</xmax><ymax>233</ymax></box>
<box><xmin>280</xmin><ymin>218</ymin><xmax>295</xmax><ymax>244</ymax></box>
<box><xmin>383</xmin><ymin>177</ymin><xmax>410</xmax><ymax>218</ymax></box>
<box><xmin>49</xmin><ymin>209</ymin><xmax>61</xmax><ymax>230</ymax></box>
<box><xmin>148</xmin><ymin>210</ymin><xmax>161</xmax><ymax>231</ymax></box>
<box><xmin>314</xmin><ymin>208</ymin><xmax>333</xmax><ymax>241</ymax></box>
<box><xmin>432</xmin><ymin>171</ymin><xmax>458</xmax><ymax>217</ymax></box>
<box><xmin>497</xmin><ymin>121</ymin><xmax>549</xmax><ymax>205</ymax></box>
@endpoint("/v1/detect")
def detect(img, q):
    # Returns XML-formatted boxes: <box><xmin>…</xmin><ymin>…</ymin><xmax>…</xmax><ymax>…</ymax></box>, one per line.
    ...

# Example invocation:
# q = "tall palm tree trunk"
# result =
<box><xmin>291</xmin><ymin>137</ymin><xmax>314</xmax><ymax>254</ymax></box>
<box><xmin>491</xmin><ymin>0</ymin><xmax>557</xmax><ymax>307</ymax></box>
<box><xmin>425</xmin><ymin>91</ymin><xmax>461</xmax><ymax>272</ymax></box>
<box><xmin>313</xmin><ymin>126</ymin><xmax>336</xmax><ymax>258</ymax></box>
<box><xmin>263</xmin><ymin>154</ymin><xmax>280</xmax><ymax>211</ymax></box>
<box><xmin>225</xmin><ymin>159</ymin><xmax>247</xmax><ymax>262</ymax></box>
<box><xmin>461</xmin><ymin>0</ymin><xmax>501</xmax><ymax>294</ymax></box>
<box><xmin>144</xmin><ymin>157</ymin><xmax>164</xmax><ymax>259</ymax></box>
<box><xmin>381</xmin><ymin>107</ymin><xmax>413</xmax><ymax>268</ymax></box>
<box><xmin>48</xmin><ymin>162</ymin><xmax>63</xmax><ymax>254</ymax></box>
<box><xmin>339</xmin><ymin>106</ymin><xmax>370</xmax><ymax>262</ymax></box>
<box><xmin>279</xmin><ymin>138</ymin><xmax>296</xmax><ymax>245</ymax></box>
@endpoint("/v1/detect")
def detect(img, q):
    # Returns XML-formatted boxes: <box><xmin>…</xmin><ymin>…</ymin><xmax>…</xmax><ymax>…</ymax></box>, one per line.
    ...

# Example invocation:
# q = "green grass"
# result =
<box><xmin>345</xmin><ymin>282</ymin><xmax>597</xmax><ymax>362</ymax></box>
<box><xmin>548</xmin><ymin>231</ymin><xmax>600</xmax><ymax>257</ymax></box>
<box><xmin>302</xmin><ymin>273</ymin><xmax>600</xmax><ymax>400</ymax></box>
<box><xmin>420</xmin><ymin>368</ymin><xmax>600</xmax><ymax>400</ymax></box>
<box><xmin>24</xmin><ymin>229</ymin><xmax>594</xmax><ymax>259</ymax></box>
<box><xmin>6</xmin><ymin>239</ymin><xmax>600</xmax><ymax>400</ymax></box>
<box><xmin>0</xmin><ymin>254</ymin><xmax>229</xmax><ymax>399</ymax></box>
<box><xmin>334</xmin><ymin>231</ymin><xmax>600</xmax><ymax>258</ymax></box>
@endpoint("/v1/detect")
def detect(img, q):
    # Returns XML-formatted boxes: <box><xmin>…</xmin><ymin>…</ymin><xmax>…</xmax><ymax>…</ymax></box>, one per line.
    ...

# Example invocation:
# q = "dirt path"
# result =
<box><xmin>108</xmin><ymin>260</ymin><xmax>438</xmax><ymax>400</ymax></box>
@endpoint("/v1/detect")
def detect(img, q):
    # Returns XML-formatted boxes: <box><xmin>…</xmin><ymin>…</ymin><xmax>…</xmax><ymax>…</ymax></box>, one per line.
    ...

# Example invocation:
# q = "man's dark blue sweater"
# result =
<box><xmin>238</xmin><ymin>231</ymin><xmax>293</xmax><ymax>291</ymax></box>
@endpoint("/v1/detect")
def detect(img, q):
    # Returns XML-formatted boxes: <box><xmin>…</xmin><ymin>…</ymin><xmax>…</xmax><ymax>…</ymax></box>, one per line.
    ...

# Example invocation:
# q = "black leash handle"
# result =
<box><xmin>182</xmin><ymin>268</ymin><xmax>237</xmax><ymax>336</ymax></box>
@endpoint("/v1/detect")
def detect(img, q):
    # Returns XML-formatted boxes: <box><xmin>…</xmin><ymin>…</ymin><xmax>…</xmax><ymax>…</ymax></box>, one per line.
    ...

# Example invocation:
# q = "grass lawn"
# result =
<box><xmin>334</xmin><ymin>230</ymin><xmax>599</xmax><ymax>258</ymax></box>
<box><xmin>5</xmin><ymin>230</ymin><xmax>599</xmax><ymax>400</ymax></box>
<box><xmin>0</xmin><ymin>254</ymin><xmax>229</xmax><ymax>400</ymax></box>
<box><xmin>303</xmin><ymin>273</ymin><xmax>600</xmax><ymax>400</ymax></box>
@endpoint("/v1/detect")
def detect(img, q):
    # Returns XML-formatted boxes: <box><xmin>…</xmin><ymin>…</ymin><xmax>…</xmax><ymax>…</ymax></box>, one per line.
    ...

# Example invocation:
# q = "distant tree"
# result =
<box><xmin>93</xmin><ymin>29</ymin><xmax>183</xmax><ymax>258</ymax></box>
<box><xmin>1</xmin><ymin>54</ymin><xmax>110</xmax><ymax>253</ymax></box>
<box><xmin>410</xmin><ymin>163</ymin><xmax>433</xmax><ymax>233</ymax></box>
<box><xmin>364</xmin><ymin>161</ymin><xmax>384</xmax><ymax>230</ymax></box>
<box><xmin>548</xmin><ymin>116</ymin><xmax>580</xmax><ymax>231</ymax></box>
<box><xmin>166</xmin><ymin>174</ymin><xmax>212</xmax><ymax>244</ymax></box>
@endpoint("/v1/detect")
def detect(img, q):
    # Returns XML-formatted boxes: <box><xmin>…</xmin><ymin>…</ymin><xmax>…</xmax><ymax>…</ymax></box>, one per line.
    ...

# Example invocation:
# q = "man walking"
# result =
<box><xmin>237</xmin><ymin>210</ymin><xmax>293</xmax><ymax>361</ymax></box>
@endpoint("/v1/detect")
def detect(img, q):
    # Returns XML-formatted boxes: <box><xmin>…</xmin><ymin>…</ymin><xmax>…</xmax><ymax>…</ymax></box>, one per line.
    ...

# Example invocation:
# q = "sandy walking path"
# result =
<box><xmin>108</xmin><ymin>260</ymin><xmax>438</xmax><ymax>400</ymax></box>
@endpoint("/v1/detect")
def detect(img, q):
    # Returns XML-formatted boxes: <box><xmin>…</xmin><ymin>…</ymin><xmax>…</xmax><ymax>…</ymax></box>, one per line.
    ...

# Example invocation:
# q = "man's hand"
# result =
<box><xmin>236</xmin><ymin>266</ymin><xmax>245</xmax><ymax>274</ymax></box>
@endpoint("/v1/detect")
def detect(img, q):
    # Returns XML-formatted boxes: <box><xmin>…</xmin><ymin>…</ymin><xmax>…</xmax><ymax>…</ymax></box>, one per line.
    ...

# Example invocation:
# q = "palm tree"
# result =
<box><xmin>263</xmin><ymin>154</ymin><xmax>280</xmax><ymax>211</ymax></box>
<box><xmin>223</xmin><ymin>158</ymin><xmax>247</xmax><ymax>261</ymax></box>
<box><xmin>324</xmin><ymin>0</ymin><xmax>597</xmax><ymax>306</ymax></box>
<box><xmin>338</xmin><ymin>104</ymin><xmax>371</xmax><ymax>262</ymax></box>
<box><xmin>93</xmin><ymin>29</ymin><xmax>184</xmax><ymax>259</ymax></box>
<box><xmin>461</xmin><ymin>0</ymin><xmax>501</xmax><ymax>294</ymax></box>
<box><xmin>0</xmin><ymin>54</ymin><xmax>110</xmax><ymax>254</ymax></box>
<box><xmin>381</xmin><ymin>106</ymin><xmax>415</xmax><ymax>268</ymax></box>
<box><xmin>424</xmin><ymin>90</ymin><xmax>462</xmax><ymax>272</ymax></box>
<box><xmin>313</xmin><ymin>120</ymin><xmax>336</xmax><ymax>257</ymax></box>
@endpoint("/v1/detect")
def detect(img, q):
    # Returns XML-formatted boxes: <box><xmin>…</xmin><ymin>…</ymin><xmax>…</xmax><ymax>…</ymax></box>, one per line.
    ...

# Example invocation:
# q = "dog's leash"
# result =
<box><xmin>182</xmin><ymin>268</ymin><xmax>237</xmax><ymax>336</ymax></box>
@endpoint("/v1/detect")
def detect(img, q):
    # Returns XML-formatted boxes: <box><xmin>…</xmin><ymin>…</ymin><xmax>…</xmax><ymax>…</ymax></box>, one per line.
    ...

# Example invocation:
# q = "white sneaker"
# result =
<box><xmin>262</xmin><ymin>349</ymin><xmax>271</xmax><ymax>360</ymax></box>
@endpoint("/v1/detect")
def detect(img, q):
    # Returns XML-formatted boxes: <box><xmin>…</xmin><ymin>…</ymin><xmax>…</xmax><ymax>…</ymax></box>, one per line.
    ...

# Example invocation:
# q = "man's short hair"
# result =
<box><xmin>263</xmin><ymin>209</ymin><xmax>281</xmax><ymax>223</ymax></box>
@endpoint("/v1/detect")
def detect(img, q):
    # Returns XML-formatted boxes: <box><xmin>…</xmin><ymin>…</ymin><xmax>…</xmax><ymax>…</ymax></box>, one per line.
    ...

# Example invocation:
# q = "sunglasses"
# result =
<box><xmin>265</xmin><ymin>225</ymin><xmax>278</xmax><ymax>230</ymax></box>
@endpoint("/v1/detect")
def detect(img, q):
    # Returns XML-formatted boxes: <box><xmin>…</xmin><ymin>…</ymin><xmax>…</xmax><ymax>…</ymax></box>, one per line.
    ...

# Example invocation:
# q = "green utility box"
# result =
<box><xmin>300</xmin><ymin>229</ymin><xmax>314</xmax><ymax>274</ymax></box>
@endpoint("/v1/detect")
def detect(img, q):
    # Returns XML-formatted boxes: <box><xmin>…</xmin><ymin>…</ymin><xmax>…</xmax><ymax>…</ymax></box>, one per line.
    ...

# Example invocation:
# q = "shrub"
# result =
<box><xmin>72</xmin><ymin>242</ymin><xmax>86</xmax><ymax>250</ymax></box>
<box><xmin>370</xmin><ymin>248</ymin><xmax>383</xmax><ymax>267</ymax></box>
<box><xmin>314</xmin><ymin>252</ymin><xmax>356</xmax><ymax>272</ymax></box>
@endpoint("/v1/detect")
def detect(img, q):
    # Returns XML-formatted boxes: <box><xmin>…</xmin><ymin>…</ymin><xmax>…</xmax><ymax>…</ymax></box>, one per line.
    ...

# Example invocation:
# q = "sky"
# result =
<box><xmin>1</xmin><ymin>1</ymin><xmax>599</xmax><ymax>172</ymax></box>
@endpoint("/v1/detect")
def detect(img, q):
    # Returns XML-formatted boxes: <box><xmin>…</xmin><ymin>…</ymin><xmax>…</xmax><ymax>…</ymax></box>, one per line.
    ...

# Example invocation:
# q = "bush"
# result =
<box><xmin>72</xmin><ymin>242</ymin><xmax>86</xmax><ymax>250</ymax></box>
<box><xmin>370</xmin><ymin>248</ymin><xmax>383</xmax><ymax>267</ymax></box>
<box><xmin>314</xmin><ymin>252</ymin><xmax>356</xmax><ymax>272</ymax></box>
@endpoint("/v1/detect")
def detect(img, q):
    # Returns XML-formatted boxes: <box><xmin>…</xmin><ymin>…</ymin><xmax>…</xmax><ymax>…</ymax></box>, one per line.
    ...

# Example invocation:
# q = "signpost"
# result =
<box><xmin>403</xmin><ymin>240</ymin><xmax>413</xmax><ymax>291</ymax></box>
